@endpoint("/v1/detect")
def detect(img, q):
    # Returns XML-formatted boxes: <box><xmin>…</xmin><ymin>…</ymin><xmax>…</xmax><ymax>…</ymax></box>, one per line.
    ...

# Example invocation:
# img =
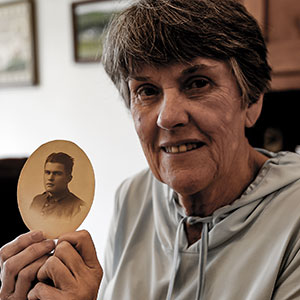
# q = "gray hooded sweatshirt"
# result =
<box><xmin>99</xmin><ymin>150</ymin><xmax>300</xmax><ymax>299</ymax></box>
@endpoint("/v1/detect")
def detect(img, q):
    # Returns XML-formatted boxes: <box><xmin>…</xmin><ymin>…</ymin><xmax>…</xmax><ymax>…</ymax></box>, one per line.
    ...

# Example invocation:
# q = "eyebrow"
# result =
<box><xmin>128</xmin><ymin>63</ymin><xmax>218</xmax><ymax>81</ymax></box>
<box><xmin>181</xmin><ymin>64</ymin><xmax>217</xmax><ymax>75</ymax></box>
<box><xmin>128</xmin><ymin>76</ymin><xmax>151</xmax><ymax>82</ymax></box>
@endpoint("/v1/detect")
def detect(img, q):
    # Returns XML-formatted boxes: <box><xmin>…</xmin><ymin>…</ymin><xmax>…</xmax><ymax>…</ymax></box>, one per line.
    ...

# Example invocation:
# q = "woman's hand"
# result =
<box><xmin>0</xmin><ymin>231</ymin><xmax>55</xmax><ymax>300</ymax></box>
<box><xmin>27</xmin><ymin>230</ymin><xmax>103</xmax><ymax>300</ymax></box>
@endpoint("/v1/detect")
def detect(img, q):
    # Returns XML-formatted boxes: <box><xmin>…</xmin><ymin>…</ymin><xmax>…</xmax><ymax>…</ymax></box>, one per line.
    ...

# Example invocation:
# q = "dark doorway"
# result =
<box><xmin>246</xmin><ymin>90</ymin><xmax>300</xmax><ymax>153</ymax></box>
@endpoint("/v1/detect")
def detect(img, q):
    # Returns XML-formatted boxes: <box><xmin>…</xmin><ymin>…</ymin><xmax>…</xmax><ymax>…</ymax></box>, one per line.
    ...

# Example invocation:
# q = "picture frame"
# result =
<box><xmin>0</xmin><ymin>0</ymin><xmax>38</xmax><ymax>87</ymax></box>
<box><xmin>71</xmin><ymin>0</ymin><xmax>130</xmax><ymax>63</ymax></box>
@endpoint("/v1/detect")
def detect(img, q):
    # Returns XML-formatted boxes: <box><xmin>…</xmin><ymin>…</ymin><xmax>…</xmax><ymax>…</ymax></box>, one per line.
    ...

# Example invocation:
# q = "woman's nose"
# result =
<box><xmin>157</xmin><ymin>89</ymin><xmax>189</xmax><ymax>130</ymax></box>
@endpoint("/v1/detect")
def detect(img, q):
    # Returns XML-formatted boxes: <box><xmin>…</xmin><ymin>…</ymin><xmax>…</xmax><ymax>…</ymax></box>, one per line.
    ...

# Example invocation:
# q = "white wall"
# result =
<box><xmin>0</xmin><ymin>0</ymin><xmax>147</xmax><ymax>261</ymax></box>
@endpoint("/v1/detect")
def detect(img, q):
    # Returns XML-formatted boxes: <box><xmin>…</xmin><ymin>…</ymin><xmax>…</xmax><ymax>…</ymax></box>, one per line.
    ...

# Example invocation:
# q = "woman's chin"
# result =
<box><xmin>164</xmin><ymin>174</ymin><xmax>211</xmax><ymax>197</ymax></box>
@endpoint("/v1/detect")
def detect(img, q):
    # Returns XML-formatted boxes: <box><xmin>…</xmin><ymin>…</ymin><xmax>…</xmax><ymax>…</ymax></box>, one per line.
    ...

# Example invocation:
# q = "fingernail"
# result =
<box><xmin>31</xmin><ymin>231</ymin><xmax>44</xmax><ymax>241</ymax></box>
<box><xmin>45</xmin><ymin>239</ymin><xmax>55</xmax><ymax>249</ymax></box>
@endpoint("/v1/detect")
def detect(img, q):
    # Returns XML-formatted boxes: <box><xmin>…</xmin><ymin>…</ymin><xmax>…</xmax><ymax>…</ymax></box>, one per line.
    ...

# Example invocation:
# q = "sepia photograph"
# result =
<box><xmin>17</xmin><ymin>140</ymin><xmax>95</xmax><ymax>239</ymax></box>
<box><xmin>30</xmin><ymin>152</ymin><xmax>85</xmax><ymax>219</ymax></box>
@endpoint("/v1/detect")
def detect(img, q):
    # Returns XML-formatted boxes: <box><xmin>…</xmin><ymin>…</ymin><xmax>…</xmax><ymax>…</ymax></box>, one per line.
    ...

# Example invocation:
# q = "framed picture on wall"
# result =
<box><xmin>72</xmin><ymin>0</ymin><xmax>130</xmax><ymax>63</ymax></box>
<box><xmin>0</xmin><ymin>0</ymin><xmax>38</xmax><ymax>87</ymax></box>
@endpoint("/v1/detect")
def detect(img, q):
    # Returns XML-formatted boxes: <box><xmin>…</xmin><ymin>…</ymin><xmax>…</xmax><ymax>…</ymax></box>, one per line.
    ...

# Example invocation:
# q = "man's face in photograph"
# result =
<box><xmin>44</xmin><ymin>162</ymin><xmax>72</xmax><ymax>194</ymax></box>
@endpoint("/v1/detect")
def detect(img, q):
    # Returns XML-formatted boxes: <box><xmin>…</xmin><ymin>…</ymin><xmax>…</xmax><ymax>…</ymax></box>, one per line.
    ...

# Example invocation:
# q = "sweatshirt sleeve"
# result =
<box><xmin>272</xmin><ymin>236</ymin><xmax>300</xmax><ymax>299</ymax></box>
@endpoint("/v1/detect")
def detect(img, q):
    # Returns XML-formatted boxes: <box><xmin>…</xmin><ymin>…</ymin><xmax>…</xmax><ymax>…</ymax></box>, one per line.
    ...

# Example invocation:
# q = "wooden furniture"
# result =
<box><xmin>242</xmin><ymin>0</ymin><xmax>300</xmax><ymax>90</ymax></box>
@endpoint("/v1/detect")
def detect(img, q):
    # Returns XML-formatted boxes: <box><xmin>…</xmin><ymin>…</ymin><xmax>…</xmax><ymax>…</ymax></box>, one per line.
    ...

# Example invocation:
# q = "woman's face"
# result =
<box><xmin>128</xmin><ymin>57</ymin><xmax>258</xmax><ymax>196</ymax></box>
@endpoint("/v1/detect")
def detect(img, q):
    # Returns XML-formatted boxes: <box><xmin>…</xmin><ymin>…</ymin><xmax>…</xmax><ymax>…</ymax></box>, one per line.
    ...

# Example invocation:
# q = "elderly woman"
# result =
<box><xmin>1</xmin><ymin>0</ymin><xmax>300</xmax><ymax>299</ymax></box>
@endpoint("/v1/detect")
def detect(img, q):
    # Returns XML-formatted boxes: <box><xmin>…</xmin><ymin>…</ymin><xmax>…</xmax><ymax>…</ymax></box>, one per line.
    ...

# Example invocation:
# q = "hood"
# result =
<box><xmin>152</xmin><ymin>150</ymin><xmax>300</xmax><ymax>299</ymax></box>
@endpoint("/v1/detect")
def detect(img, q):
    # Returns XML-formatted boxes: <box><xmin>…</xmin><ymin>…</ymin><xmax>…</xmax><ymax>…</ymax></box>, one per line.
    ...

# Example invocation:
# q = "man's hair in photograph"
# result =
<box><xmin>45</xmin><ymin>152</ymin><xmax>74</xmax><ymax>176</ymax></box>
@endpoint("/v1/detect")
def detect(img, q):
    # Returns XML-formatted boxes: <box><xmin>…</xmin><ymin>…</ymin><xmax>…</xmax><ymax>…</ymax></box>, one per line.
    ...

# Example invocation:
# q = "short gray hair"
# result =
<box><xmin>102</xmin><ymin>0</ymin><xmax>272</xmax><ymax>108</ymax></box>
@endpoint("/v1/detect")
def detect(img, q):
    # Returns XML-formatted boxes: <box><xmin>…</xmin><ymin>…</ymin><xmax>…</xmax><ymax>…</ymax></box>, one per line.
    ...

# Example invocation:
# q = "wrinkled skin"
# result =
<box><xmin>128</xmin><ymin>57</ymin><xmax>267</xmax><ymax>217</ymax></box>
<box><xmin>0</xmin><ymin>230</ymin><xmax>102</xmax><ymax>300</ymax></box>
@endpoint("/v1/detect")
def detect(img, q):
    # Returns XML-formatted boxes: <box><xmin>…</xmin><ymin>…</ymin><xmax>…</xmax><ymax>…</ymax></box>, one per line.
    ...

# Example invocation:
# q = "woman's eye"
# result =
<box><xmin>135</xmin><ymin>85</ymin><xmax>159</xmax><ymax>101</ymax></box>
<box><xmin>186</xmin><ymin>78</ymin><xmax>209</xmax><ymax>89</ymax></box>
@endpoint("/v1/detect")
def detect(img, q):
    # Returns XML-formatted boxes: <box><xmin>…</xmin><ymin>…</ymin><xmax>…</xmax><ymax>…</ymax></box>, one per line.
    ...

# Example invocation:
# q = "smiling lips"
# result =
<box><xmin>163</xmin><ymin>142</ymin><xmax>205</xmax><ymax>154</ymax></box>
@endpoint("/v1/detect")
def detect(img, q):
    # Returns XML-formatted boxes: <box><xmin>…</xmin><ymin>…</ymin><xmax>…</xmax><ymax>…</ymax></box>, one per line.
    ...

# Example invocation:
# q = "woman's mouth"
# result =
<box><xmin>163</xmin><ymin>142</ymin><xmax>205</xmax><ymax>154</ymax></box>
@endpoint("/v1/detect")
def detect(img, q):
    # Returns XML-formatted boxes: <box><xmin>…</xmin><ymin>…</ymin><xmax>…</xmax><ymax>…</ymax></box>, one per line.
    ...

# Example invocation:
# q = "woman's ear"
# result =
<box><xmin>245</xmin><ymin>94</ymin><xmax>264</xmax><ymax>128</ymax></box>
